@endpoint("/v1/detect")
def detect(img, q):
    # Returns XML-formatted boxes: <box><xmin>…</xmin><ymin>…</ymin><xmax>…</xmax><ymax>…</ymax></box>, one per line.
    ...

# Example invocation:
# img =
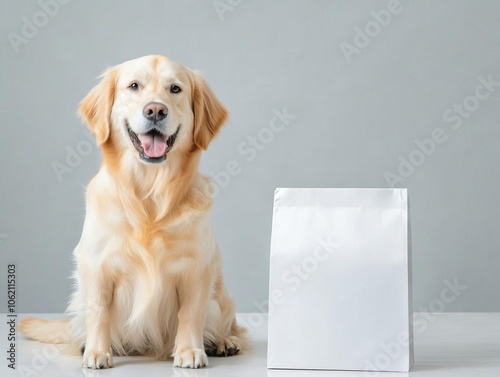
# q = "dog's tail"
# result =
<box><xmin>19</xmin><ymin>317</ymin><xmax>71</xmax><ymax>344</ymax></box>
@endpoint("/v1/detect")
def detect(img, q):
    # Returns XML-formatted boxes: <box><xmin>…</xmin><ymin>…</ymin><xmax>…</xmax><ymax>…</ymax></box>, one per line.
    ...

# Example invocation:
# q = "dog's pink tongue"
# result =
<box><xmin>138</xmin><ymin>133</ymin><xmax>167</xmax><ymax>158</ymax></box>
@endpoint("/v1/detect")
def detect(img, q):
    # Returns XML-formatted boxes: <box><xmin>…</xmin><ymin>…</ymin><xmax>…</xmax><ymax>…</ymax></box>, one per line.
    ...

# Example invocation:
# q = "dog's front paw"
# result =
<box><xmin>82</xmin><ymin>350</ymin><xmax>114</xmax><ymax>369</ymax></box>
<box><xmin>173</xmin><ymin>348</ymin><xmax>208</xmax><ymax>368</ymax></box>
<box><xmin>205</xmin><ymin>336</ymin><xmax>241</xmax><ymax>357</ymax></box>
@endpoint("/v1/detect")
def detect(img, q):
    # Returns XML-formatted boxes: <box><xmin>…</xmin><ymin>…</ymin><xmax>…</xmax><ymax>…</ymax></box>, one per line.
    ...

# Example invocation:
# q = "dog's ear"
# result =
<box><xmin>79</xmin><ymin>68</ymin><xmax>117</xmax><ymax>146</ymax></box>
<box><xmin>190</xmin><ymin>71</ymin><xmax>228</xmax><ymax>150</ymax></box>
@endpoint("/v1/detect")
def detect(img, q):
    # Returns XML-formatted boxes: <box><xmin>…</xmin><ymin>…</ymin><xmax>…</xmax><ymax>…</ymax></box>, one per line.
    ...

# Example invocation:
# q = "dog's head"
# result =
<box><xmin>79</xmin><ymin>55</ymin><xmax>228</xmax><ymax>164</ymax></box>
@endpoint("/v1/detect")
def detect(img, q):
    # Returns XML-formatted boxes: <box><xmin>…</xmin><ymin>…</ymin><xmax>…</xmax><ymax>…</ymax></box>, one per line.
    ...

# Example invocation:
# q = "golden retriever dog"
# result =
<box><xmin>20</xmin><ymin>55</ymin><xmax>247</xmax><ymax>369</ymax></box>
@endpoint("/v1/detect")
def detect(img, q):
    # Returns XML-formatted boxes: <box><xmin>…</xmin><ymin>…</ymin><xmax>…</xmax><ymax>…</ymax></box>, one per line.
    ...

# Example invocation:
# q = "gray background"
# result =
<box><xmin>0</xmin><ymin>0</ymin><xmax>499</xmax><ymax>313</ymax></box>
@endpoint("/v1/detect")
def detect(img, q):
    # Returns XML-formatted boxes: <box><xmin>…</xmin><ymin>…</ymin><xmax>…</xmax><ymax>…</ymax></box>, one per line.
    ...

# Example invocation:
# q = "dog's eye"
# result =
<box><xmin>129</xmin><ymin>82</ymin><xmax>139</xmax><ymax>91</ymax></box>
<box><xmin>170</xmin><ymin>84</ymin><xmax>181</xmax><ymax>94</ymax></box>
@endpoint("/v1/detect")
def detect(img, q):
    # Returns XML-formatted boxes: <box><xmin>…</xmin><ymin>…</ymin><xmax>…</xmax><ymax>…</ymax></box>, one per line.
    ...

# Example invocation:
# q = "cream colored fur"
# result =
<box><xmin>20</xmin><ymin>55</ymin><xmax>247</xmax><ymax>369</ymax></box>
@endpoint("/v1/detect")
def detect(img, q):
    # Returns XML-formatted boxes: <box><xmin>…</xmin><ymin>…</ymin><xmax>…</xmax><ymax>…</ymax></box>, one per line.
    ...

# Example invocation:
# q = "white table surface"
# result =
<box><xmin>2</xmin><ymin>313</ymin><xmax>499</xmax><ymax>376</ymax></box>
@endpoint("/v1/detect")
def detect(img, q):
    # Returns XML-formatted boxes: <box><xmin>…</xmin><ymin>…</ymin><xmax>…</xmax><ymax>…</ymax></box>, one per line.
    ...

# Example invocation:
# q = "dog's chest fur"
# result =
<box><xmin>69</xmin><ymin>170</ymin><xmax>216</xmax><ymax>355</ymax></box>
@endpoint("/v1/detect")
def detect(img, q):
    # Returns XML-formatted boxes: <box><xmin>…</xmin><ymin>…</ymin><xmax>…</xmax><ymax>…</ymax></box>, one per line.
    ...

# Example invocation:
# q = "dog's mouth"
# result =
<box><xmin>127</xmin><ymin>124</ymin><xmax>180</xmax><ymax>163</ymax></box>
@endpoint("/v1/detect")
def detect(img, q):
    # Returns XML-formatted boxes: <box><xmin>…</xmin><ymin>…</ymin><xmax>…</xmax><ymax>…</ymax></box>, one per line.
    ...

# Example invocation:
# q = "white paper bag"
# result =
<box><xmin>267</xmin><ymin>188</ymin><xmax>413</xmax><ymax>372</ymax></box>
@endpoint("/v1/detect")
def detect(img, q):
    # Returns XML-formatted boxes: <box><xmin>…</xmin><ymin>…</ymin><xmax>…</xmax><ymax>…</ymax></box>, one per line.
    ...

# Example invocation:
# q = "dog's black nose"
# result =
<box><xmin>143</xmin><ymin>102</ymin><xmax>168</xmax><ymax>123</ymax></box>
